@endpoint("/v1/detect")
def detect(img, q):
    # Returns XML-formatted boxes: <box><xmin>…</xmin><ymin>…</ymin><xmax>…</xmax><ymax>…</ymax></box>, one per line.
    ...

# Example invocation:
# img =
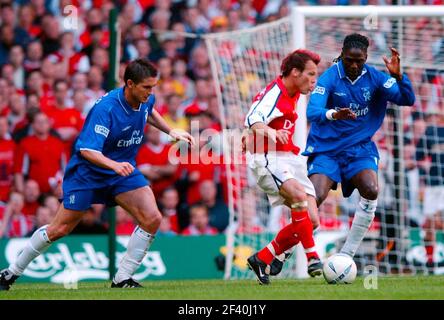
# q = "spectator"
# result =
<box><xmin>22</xmin><ymin>179</ymin><xmax>41</xmax><ymax>218</ymax></box>
<box><xmin>158</xmin><ymin>187</ymin><xmax>181</xmax><ymax>233</ymax></box>
<box><xmin>71</xmin><ymin>208</ymin><xmax>108</xmax><ymax>235</ymax></box>
<box><xmin>181</xmin><ymin>203</ymin><xmax>219</xmax><ymax>235</ymax></box>
<box><xmin>8</xmin><ymin>45</ymin><xmax>25</xmax><ymax>89</ymax></box>
<box><xmin>0</xmin><ymin>192</ymin><xmax>33</xmax><ymax>238</ymax></box>
<box><xmin>7</xmin><ymin>92</ymin><xmax>26</xmax><ymax>133</ymax></box>
<box><xmin>0</xmin><ymin>116</ymin><xmax>14</xmax><ymax>203</ymax></box>
<box><xmin>25</xmin><ymin>206</ymin><xmax>56</xmax><ymax>237</ymax></box>
<box><xmin>198</xmin><ymin>179</ymin><xmax>229</xmax><ymax>232</ymax></box>
<box><xmin>44</xmin><ymin>79</ymin><xmax>83</xmax><ymax>156</ymax></box>
<box><xmin>318</xmin><ymin>195</ymin><xmax>345</xmax><ymax>231</ymax></box>
<box><xmin>48</xmin><ymin>31</ymin><xmax>90</xmax><ymax>76</ymax></box>
<box><xmin>136</xmin><ymin>126</ymin><xmax>177</xmax><ymax>198</ymax></box>
<box><xmin>23</xmin><ymin>40</ymin><xmax>43</xmax><ymax>73</ymax></box>
<box><xmin>157</xmin><ymin>213</ymin><xmax>177</xmax><ymax>237</ymax></box>
<box><xmin>13</xmin><ymin>112</ymin><xmax>67</xmax><ymax>194</ymax></box>
<box><xmin>416</xmin><ymin>107</ymin><xmax>444</xmax><ymax>266</ymax></box>
<box><xmin>42</xmin><ymin>195</ymin><xmax>59</xmax><ymax>217</ymax></box>
<box><xmin>162</xmin><ymin>94</ymin><xmax>189</xmax><ymax>132</ymax></box>
<box><xmin>115</xmin><ymin>206</ymin><xmax>136</xmax><ymax>236</ymax></box>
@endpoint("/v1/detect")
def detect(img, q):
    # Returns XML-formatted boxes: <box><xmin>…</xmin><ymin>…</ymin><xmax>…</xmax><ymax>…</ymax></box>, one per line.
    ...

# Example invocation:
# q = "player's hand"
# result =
<box><xmin>333</xmin><ymin>108</ymin><xmax>357</xmax><ymax>120</ymax></box>
<box><xmin>275</xmin><ymin>129</ymin><xmax>291</xmax><ymax>144</ymax></box>
<box><xmin>112</xmin><ymin>162</ymin><xmax>135</xmax><ymax>176</ymax></box>
<box><xmin>170</xmin><ymin>128</ymin><xmax>195</xmax><ymax>146</ymax></box>
<box><xmin>382</xmin><ymin>48</ymin><xmax>402</xmax><ymax>81</ymax></box>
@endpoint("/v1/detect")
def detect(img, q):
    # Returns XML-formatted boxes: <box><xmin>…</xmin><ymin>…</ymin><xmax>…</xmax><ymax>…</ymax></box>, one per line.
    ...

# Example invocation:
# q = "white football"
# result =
<box><xmin>323</xmin><ymin>253</ymin><xmax>357</xmax><ymax>284</ymax></box>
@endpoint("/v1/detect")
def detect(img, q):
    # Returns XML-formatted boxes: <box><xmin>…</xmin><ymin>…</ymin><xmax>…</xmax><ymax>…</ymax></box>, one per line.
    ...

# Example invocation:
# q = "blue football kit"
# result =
<box><xmin>63</xmin><ymin>87</ymin><xmax>155</xmax><ymax>210</ymax></box>
<box><xmin>303</xmin><ymin>60</ymin><xmax>415</xmax><ymax>196</ymax></box>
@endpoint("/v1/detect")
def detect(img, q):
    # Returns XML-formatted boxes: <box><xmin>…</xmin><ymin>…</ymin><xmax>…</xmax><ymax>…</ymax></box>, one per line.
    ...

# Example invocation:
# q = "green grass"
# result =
<box><xmin>1</xmin><ymin>276</ymin><xmax>444</xmax><ymax>300</ymax></box>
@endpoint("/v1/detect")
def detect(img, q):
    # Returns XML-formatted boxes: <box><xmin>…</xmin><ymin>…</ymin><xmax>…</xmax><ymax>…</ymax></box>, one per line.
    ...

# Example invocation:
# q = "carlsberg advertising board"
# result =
<box><xmin>0</xmin><ymin>235</ymin><xmax>226</xmax><ymax>283</ymax></box>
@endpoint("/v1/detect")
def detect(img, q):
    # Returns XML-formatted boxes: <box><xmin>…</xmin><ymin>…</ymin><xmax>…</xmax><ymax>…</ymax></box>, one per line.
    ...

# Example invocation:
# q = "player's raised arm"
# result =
<box><xmin>379</xmin><ymin>47</ymin><xmax>416</xmax><ymax>106</ymax></box>
<box><xmin>147</xmin><ymin>109</ymin><xmax>195</xmax><ymax>145</ymax></box>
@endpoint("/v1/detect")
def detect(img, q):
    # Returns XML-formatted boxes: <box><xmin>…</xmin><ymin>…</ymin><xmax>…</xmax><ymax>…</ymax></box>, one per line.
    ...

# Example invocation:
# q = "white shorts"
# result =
<box><xmin>247</xmin><ymin>152</ymin><xmax>316</xmax><ymax>207</ymax></box>
<box><xmin>423</xmin><ymin>186</ymin><xmax>444</xmax><ymax>216</ymax></box>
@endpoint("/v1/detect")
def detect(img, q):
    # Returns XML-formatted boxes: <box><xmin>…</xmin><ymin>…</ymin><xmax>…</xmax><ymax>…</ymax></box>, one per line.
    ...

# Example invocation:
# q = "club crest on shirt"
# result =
<box><xmin>361</xmin><ymin>87</ymin><xmax>371</xmax><ymax>101</ymax></box>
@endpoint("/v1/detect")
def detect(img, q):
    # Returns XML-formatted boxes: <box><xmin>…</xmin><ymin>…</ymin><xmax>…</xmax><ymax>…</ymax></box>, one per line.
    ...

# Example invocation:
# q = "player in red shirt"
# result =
<box><xmin>243</xmin><ymin>49</ymin><xmax>322</xmax><ymax>284</ymax></box>
<box><xmin>0</xmin><ymin>116</ymin><xmax>15</xmax><ymax>202</ymax></box>
<box><xmin>14</xmin><ymin>112</ymin><xmax>67</xmax><ymax>194</ymax></box>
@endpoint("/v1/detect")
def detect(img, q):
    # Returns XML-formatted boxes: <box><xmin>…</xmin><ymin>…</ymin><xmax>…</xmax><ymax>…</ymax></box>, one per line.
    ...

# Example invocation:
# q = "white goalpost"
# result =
<box><xmin>205</xmin><ymin>5</ymin><xmax>444</xmax><ymax>280</ymax></box>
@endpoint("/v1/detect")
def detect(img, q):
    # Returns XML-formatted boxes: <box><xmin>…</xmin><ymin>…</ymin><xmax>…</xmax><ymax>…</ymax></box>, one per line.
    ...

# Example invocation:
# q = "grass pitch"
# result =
<box><xmin>1</xmin><ymin>275</ymin><xmax>444</xmax><ymax>300</ymax></box>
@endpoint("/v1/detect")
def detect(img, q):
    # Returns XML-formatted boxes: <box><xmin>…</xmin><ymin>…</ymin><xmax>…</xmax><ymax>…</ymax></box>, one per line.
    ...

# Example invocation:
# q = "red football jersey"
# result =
<box><xmin>14</xmin><ymin>135</ymin><xmax>66</xmax><ymax>193</ymax></box>
<box><xmin>0</xmin><ymin>138</ymin><xmax>15</xmax><ymax>202</ymax></box>
<box><xmin>244</xmin><ymin>76</ymin><xmax>300</xmax><ymax>154</ymax></box>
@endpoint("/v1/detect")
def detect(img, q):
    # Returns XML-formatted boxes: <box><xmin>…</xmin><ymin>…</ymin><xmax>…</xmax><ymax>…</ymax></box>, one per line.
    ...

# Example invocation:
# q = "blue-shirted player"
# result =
<box><xmin>303</xmin><ymin>33</ymin><xmax>415</xmax><ymax>259</ymax></box>
<box><xmin>0</xmin><ymin>59</ymin><xmax>194</xmax><ymax>290</ymax></box>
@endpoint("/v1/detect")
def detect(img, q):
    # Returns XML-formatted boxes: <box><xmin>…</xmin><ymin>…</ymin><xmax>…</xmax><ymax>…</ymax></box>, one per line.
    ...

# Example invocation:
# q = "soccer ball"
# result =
<box><xmin>322</xmin><ymin>253</ymin><xmax>357</xmax><ymax>284</ymax></box>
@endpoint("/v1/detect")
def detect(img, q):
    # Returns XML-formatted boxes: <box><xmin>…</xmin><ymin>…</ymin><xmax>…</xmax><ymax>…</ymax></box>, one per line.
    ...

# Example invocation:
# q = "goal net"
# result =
<box><xmin>205</xmin><ymin>5</ymin><xmax>444</xmax><ymax>279</ymax></box>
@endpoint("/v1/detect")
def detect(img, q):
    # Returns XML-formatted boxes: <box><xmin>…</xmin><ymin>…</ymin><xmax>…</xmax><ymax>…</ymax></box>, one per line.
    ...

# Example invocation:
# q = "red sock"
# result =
<box><xmin>426</xmin><ymin>245</ymin><xmax>434</xmax><ymax>264</ymax></box>
<box><xmin>274</xmin><ymin>223</ymin><xmax>300</xmax><ymax>255</ymax></box>
<box><xmin>291</xmin><ymin>209</ymin><xmax>319</xmax><ymax>260</ymax></box>
<box><xmin>257</xmin><ymin>224</ymin><xmax>299</xmax><ymax>264</ymax></box>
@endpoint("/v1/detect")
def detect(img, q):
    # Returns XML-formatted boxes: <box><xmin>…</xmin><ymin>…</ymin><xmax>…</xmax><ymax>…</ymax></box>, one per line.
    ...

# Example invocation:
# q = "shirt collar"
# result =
<box><xmin>336</xmin><ymin>60</ymin><xmax>368</xmax><ymax>84</ymax></box>
<box><xmin>118</xmin><ymin>87</ymin><xmax>141</xmax><ymax>114</ymax></box>
<box><xmin>276</xmin><ymin>76</ymin><xmax>299</xmax><ymax>102</ymax></box>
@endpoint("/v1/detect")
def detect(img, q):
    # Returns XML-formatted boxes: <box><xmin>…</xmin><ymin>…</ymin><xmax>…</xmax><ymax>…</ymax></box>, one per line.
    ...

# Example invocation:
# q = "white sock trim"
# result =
<box><xmin>304</xmin><ymin>247</ymin><xmax>316</xmax><ymax>253</ymax></box>
<box><xmin>359</xmin><ymin>197</ymin><xmax>378</xmax><ymax>213</ymax></box>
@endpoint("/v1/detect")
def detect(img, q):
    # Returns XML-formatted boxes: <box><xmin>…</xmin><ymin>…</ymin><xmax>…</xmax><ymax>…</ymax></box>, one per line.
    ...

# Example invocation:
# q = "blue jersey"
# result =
<box><xmin>303</xmin><ymin>60</ymin><xmax>415</xmax><ymax>156</ymax></box>
<box><xmin>66</xmin><ymin>87</ymin><xmax>155</xmax><ymax>178</ymax></box>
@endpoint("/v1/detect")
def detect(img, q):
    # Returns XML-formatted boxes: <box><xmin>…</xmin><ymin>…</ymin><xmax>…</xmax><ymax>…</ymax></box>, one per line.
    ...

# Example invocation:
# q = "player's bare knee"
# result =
<box><xmin>139</xmin><ymin>209</ymin><xmax>162</xmax><ymax>231</ymax></box>
<box><xmin>315</xmin><ymin>191</ymin><xmax>329</xmax><ymax>207</ymax></box>
<box><xmin>287</xmin><ymin>189</ymin><xmax>307</xmax><ymax>205</ymax></box>
<box><xmin>360</xmin><ymin>183</ymin><xmax>378</xmax><ymax>200</ymax></box>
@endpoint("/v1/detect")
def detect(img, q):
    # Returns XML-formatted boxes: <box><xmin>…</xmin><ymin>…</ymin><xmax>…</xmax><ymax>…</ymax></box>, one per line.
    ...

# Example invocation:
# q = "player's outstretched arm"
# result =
<box><xmin>147</xmin><ymin>110</ymin><xmax>195</xmax><ymax>145</ymax></box>
<box><xmin>382</xmin><ymin>47</ymin><xmax>402</xmax><ymax>81</ymax></box>
<box><xmin>380</xmin><ymin>48</ymin><xmax>416</xmax><ymax>106</ymax></box>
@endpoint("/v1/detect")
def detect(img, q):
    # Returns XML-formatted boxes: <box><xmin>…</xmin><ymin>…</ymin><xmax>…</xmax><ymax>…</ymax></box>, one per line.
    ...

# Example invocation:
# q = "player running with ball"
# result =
<box><xmin>244</xmin><ymin>49</ymin><xmax>323</xmax><ymax>285</ymax></box>
<box><xmin>275</xmin><ymin>33</ymin><xmax>415</xmax><ymax>276</ymax></box>
<box><xmin>0</xmin><ymin>59</ymin><xmax>194</xmax><ymax>290</ymax></box>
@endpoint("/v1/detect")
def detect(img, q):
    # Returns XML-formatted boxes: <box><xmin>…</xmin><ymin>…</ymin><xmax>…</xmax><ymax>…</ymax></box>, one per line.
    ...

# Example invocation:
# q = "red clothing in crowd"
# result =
<box><xmin>0</xmin><ymin>206</ymin><xmax>34</xmax><ymax>238</ymax></box>
<box><xmin>136</xmin><ymin>143</ymin><xmax>175</xmax><ymax>198</ymax></box>
<box><xmin>0</xmin><ymin>136</ymin><xmax>15</xmax><ymax>202</ymax></box>
<box><xmin>22</xmin><ymin>201</ymin><xmax>40</xmax><ymax>218</ymax></box>
<box><xmin>45</xmin><ymin>106</ymin><xmax>84</xmax><ymax>156</ymax></box>
<box><xmin>14</xmin><ymin>135</ymin><xmax>66</xmax><ymax>193</ymax></box>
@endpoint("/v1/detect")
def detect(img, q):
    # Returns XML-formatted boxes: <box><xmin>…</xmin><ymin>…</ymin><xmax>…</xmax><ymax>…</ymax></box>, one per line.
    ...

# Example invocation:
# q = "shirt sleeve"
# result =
<box><xmin>377</xmin><ymin>71</ymin><xmax>416</xmax><ymax>106</ymax></box>
<box><xmin>244</xmin><ymin>86</ymin><xmax>283</xmax><ymax>127</ymax></box>
<box><xmin>77</xmin><ymin>104</ymin><xmax>111</xmax><ymax>153</ymax></box>
<box><xmin>306</xmin><ymin>74</ymin><xmax>332</xmax><ymax>123</ymax></box>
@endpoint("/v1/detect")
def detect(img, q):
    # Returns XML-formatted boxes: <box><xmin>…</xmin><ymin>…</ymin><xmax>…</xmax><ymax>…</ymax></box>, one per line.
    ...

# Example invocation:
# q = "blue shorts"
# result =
<box><xmin>307</xmin><ymin>141</ymin><xmax>379</xmax><ymax>197</ymax></box>
<box><xmin>62</xmin><ymin>167</ymin><xmax>149</xmax><ymax>211</ymax></box>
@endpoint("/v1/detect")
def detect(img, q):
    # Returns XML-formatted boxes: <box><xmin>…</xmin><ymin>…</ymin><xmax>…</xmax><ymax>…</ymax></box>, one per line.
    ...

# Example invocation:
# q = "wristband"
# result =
<box><xmin>326</xmin><ymin>109</ymin><xmax>337</xmax><ymax>121</ymax></box>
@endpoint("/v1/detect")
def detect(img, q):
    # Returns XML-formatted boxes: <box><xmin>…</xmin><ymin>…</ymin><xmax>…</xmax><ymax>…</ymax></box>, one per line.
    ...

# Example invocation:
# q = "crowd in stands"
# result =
<box><xmin>0</xmin><ymin>0</ymin><xmax>442</xmax><ymax>242</ymax></box>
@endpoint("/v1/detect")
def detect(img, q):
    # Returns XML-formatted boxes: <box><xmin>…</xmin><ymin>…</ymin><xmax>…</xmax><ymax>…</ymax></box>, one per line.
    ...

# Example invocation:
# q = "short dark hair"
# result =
<box><xmin>189</xmin><ymin>202</ymin><xmax>208</xmax><ymax>215</ymax></box>
<box><xmin>342</xmin><ymin>33</ymin><xmax>369</xmax><ymax>52</ymax></box>
<box><xmin>124</xmin><ymin>59</ymin><xmax>158</xmax><ymax>85</ymax></box>
<box><xmin>280</xmin><ymin>49</ymin><xmax>321</xmax><ymax>77</ymax></box>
